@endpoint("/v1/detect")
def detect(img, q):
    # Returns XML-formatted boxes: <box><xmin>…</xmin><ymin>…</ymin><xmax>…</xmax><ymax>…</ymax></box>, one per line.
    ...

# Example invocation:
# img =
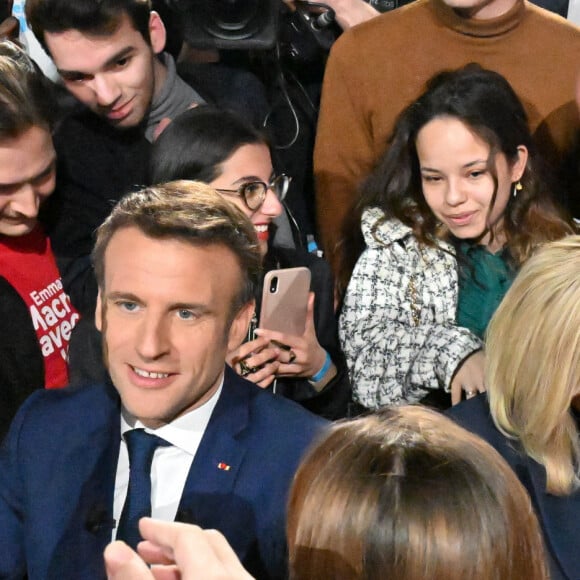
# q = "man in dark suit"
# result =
<box><xmin>0</xmin><ymin>181</ymin><xmax>326</xmax><ymax>579</ymax></box>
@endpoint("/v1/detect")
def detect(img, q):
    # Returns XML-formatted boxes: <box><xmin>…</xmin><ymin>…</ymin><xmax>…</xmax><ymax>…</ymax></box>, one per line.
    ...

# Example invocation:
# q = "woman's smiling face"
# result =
<box><xmin>416</xmin><ymin>116</ymin><xmax>527</xmax><ymax>252</ymax></box>
<box><xmin>209</xmin><ymin>143</ymin><xmax>283</xmax><ymax>256</ymax></box>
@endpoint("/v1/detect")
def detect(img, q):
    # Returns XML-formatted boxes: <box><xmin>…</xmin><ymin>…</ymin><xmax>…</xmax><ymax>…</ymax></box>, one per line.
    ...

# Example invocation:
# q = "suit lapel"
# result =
<box><xmin>525</xmin><ymin>457</ymin><xmax>580</xmax><ymax>580</ymax></box>
<box><xmin>46</xmin><ymin>384</ymin><xmax>121</xmax><ymax>577</ymax></box>
<box><xmin>176</xmin><ymin>368</ymin><xmax>259</xmax><ymax>559</ymax></box>
<box><xmin>178</xmin><ymin>367</ymin><xmax>248</xmax><ymax>512</ymax></box>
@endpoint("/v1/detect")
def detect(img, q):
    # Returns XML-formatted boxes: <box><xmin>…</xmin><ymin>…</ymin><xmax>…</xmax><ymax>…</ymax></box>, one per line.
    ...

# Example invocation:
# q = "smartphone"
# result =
<box><xmin>259</xmin><ymin>267</ymin><xmax>311</xmax><ymax>336</ymax></box>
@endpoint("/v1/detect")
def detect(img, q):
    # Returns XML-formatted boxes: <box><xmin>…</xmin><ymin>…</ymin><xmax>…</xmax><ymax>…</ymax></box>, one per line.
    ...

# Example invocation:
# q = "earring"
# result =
<box><xmin>512</xmin><ymin>181</ymin><xmax>523</xmax><ymax>198</ymax></box>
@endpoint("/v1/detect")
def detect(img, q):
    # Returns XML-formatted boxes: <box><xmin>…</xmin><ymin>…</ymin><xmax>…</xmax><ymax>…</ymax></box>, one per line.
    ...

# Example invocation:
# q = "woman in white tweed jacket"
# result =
<box><xmin>338</xmin><ymin>66</ymin><xmax>574</xmax><ymax>410</ymax></box>
<box><xmin>339</xmin><ymin>207</ymin><xmax>482</xmax><ymax>409</ymax></box>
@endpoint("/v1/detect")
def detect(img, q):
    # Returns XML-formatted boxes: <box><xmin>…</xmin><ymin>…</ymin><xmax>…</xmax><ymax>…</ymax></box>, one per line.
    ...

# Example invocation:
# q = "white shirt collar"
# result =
<box><xmin>120</xmin><ymin>378</ymin><xmax>223</xmax><ymax>457</ymax></box>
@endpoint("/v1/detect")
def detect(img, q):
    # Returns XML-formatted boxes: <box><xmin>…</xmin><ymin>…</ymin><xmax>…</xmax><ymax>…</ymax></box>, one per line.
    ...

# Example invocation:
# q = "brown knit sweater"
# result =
<box><xmin>314</xmin><ymin>0</ymin><xmax>580</xmax><ymax>272</ymax></box>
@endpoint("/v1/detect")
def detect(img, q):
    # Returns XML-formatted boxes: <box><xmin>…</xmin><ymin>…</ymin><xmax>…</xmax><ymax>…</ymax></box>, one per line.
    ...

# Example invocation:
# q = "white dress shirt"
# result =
<box><xmin>112</xmin><ymin>381</ymin><xmax>223</xmax><ymax>539</ymax></box>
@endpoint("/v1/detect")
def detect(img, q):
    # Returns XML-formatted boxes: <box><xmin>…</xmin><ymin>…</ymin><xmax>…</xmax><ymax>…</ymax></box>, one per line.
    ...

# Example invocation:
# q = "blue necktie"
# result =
<box><xmin>116</xmin><ymin>429</ymin><xmax>168</xmax><ymax>549</ymax></box>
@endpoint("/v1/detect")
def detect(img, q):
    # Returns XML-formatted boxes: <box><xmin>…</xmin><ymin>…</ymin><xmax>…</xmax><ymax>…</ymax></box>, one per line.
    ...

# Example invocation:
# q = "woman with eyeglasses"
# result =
<box><xmin>149</xmin><ymin>105</ymin><xmax>351</xmax><ymax>420</ymax></box>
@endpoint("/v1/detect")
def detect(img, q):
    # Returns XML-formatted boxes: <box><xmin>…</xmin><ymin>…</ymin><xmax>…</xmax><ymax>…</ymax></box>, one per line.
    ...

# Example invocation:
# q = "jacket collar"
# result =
<box><xmin>361</xmin><ymin>207</ymin><xmax>453</xmax><ymax>257</ymax></box>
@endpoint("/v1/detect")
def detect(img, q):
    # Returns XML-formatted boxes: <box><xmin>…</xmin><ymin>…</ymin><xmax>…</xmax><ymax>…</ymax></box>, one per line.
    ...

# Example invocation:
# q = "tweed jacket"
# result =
<box><xmin>339</xmin><ymin>207</ymin><xmax>482</xmax><ymax>409</ymax></box>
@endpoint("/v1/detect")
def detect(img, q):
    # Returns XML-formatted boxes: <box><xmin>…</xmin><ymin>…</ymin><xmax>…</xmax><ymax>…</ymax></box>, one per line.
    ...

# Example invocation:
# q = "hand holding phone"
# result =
<box><xmin>228</xmin><ymin>335</ymin><xmax>280</xmax><ymax>389</ymax></box>
<box><xmin>256</xmin><ymin>290</ymin><xmax>333</xmax><ymax>384</ymax></box>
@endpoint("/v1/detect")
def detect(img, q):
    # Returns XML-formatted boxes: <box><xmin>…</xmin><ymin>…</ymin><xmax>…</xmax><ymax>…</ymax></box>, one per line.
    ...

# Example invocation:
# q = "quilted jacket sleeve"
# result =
<box><xmin>339</xmin><ymin>220</ymin><xmax>482</xmax><ymax>409</ymax></box>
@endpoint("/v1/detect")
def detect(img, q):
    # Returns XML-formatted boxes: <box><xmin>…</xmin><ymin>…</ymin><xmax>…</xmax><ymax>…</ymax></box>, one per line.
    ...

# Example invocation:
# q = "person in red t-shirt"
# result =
<box><xmin>0</xmin><ymin>41</ymin><xmax>79</xmax><ymax>439</ymax></box>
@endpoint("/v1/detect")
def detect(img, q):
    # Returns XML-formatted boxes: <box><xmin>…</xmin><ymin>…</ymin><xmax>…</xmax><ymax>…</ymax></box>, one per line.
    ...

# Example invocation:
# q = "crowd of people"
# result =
<box><xmin>0</xmin><ymin>0</ymin><xmax>578</xmax><ymax>578</ymax></box>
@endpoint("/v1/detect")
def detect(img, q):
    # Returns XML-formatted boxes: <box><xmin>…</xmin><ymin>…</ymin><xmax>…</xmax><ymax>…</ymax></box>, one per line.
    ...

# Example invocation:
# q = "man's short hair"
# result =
<box><xmin>0</xmin><ymin>40</ymin><xmax>55</xmax><ymax>139</ymax></box>
<box><xmin>25</xmin><ymin>0</ymin><xmax>152</xmax><ymax>50</ymax></box>
<box><xmin>92</xmin><ymin>180</ymin><xmax>263</xmax><ymax>315</ymax></box>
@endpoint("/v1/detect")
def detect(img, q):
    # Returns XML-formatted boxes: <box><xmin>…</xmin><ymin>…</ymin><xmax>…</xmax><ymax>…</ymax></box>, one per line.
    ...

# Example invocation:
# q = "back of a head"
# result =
<box><xmin>487</xmin><ymin>235</ymin><xmax>580</xmax><ymax>495</ymax></box>
<box><xmin>25</xmin><ymin>0</ymin><xmax>152</xmax><ymax>48</ymax></box>
<box><xmin>0</xmin><ymin>40</ymin><xmax>54</xmax><ymax>139</ymax></box>
<box><xmin>288</xmin><ymin>406</ymin><xmax>548</xmax><ymax>580</ymax></box>
<box><xmin>150</xmin><ymin>105</ymin><xmax>267</xmax><ymax>185</ymax></box>
<box><xmin>92</xmin><ymin>180</ymin><xmax>262</xmax><ymax>310</ymax></box>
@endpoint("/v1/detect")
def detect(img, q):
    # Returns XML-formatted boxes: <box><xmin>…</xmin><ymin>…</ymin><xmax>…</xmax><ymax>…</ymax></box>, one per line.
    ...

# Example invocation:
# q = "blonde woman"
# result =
<box><xmin>449</xmin><ymin>235</ymin><xmax>580</xmax><ymax>580</ymax></box>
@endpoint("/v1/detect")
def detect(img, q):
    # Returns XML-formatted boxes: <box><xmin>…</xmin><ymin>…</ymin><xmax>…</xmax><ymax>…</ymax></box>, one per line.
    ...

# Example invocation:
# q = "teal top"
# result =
<box><xmin>456</xmin><ymin>244</ymin><xmax>516</xmax><ymax>339</ymax></box>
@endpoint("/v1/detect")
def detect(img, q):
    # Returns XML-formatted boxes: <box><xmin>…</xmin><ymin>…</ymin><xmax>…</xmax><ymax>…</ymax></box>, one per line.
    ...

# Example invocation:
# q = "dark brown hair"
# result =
<box><xmin>26</xmin><ymin>0</ymin><xmax>152</xmax><ymax>49</ymax></box>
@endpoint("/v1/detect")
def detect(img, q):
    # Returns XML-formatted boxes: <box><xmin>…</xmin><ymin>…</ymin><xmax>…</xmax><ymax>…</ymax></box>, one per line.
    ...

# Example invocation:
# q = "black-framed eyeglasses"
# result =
<box><xmin>215</xmin><ymin>174</ymin><xmax>291</xmax><ymax>211</ymax></box>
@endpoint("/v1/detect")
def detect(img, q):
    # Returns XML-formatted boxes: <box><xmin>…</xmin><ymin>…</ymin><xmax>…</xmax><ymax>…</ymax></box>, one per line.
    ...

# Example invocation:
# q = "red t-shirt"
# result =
<box><xmin>0</xmin><ymin>226</ymin><xmax>80</xmax><ymax>388</ymax></box>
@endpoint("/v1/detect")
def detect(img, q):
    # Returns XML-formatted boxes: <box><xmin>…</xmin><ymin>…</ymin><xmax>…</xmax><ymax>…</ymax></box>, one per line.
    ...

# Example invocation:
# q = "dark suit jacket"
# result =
<box><xmin>0</xmin><ymin>366</ymin><xmax>326</xmax><ymax>579</ymax></box>
<box><xmin>448</xmin><ymin>395</ymin><xmax>580</xmax><ymax>580</ymax></box>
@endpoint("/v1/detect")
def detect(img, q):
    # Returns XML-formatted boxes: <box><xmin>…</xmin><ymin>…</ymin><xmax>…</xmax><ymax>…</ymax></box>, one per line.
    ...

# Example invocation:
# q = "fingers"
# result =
<box><xmin>464</xmin><ymin>387</ymin><xmax>478</xmax><ymax>400</ymax></box>
<box><xmin>450</xmin><ymin>350</ymin><xmax>486</xmax><ymax>405</ymax></box>
<box><xmin>235</xmin><ymin>348</ymin><xmax>279</xmax><ymax>378</ymax></box>
<box><xmin>230</xmin><ymin>336</ymin><xmax>280</xmax><ymax>382</ymax></box>
<box><xmin>242</xmin><ymin>347</ymin><xmax>279</xmax><ymax>370</ymax></box>
<box><xmin>106</xmin><ymin>521</ymin><xmax>255</xmax><ymax>580</ymax></box>
<box><xmin>137</xmin><ymin>519</ymin><xmax>254</xmax><ymax>580</ymax></box>
<box><xmin>451</xmin><ymin>379</ymin><xmax>484</xmax><ymax>405</ymax></box>
<box><xmin>253</xmin><ymin>327</ymin><xmax>295</xmax><ymax>347</ymax></box>
<box><xmin>450</xmin><ymin>381</ymin><xmax>486</xmax><ymax>405</ymax></box>
<box><xmin>135</xmin><ymin>541</ymin><xmax>174</xmax><ymax>566</ymax></box>
<box><xmin>450</xmin><ymin>376</ymin><xmax>465</xmax><ymax>405</ymax></box>
<box><xmin>105</xmin><ymin>541</ymin><xmax>154</xmax><ymax>580</ymax></box>
<box><xmin>271</xmin><ymin>346</ymin><xmax>301</xmax><ymax>377</ymax></box>
<box><xmin>246</xmin><ymin>361</ymin><xmax>279</xmax><ymax>388</ymax></box>
<box><xmin>229</xmin><ymin>336</ymin><xmax>271</xmax><ymax>363</ymax></box>
<box><xmin>201</xmin><ymin>529</ymin><xmax>255</xmax><ymax>578</ymax></box>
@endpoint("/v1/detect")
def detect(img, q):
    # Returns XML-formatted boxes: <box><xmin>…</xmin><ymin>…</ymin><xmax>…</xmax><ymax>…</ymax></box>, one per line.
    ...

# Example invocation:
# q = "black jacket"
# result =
<box><xmin>0</xmin><ymin>277</ymin><xmax>44</xmax><ymax>440</ymax></box>
<box><xmin>43</xmin><ymin>111</ymin><xmax>150</xmax><ymax>317</ymax></box>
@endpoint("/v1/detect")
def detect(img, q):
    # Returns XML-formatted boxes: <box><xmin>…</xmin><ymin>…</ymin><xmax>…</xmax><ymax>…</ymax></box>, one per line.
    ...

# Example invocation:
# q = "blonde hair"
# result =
<box><xmin>487</xmin><ymin>235</ymin><xmax>580</xmax><ymax>495</ymax></box>
<box><xmin>288</xmin><ymin>406</ymin><xmax>548</xmax><ymax>580</ymax></box>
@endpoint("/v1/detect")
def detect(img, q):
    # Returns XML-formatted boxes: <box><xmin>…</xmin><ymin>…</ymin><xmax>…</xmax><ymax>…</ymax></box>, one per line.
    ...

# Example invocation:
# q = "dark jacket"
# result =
<box><xmin>0</xmin><ymin>277</ymin><xmax>44</xmax><ymax>441</ymax></box>
<box><xmin>43</xmin><ymin>111</ymin><xmax>150</xmax><ymax>317</ymax></box>
<box><xmin>0</xmin><ymin>366</ymin><xmax>326</xmax><ymax>579</ymax></box>
<box><xmin>448</xmin><ymin>395</ymin><xmax>580</xmax><ymax>580</ymax></box>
